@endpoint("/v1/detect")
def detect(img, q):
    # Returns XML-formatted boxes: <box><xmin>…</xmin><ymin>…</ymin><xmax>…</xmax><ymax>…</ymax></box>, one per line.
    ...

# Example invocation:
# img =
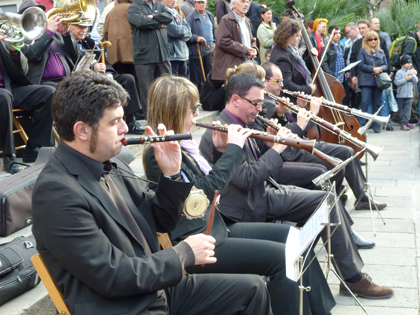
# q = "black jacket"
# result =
<box><xmin>0</xmin><ymin>42</ymin><xmax>32</xmax><ymax>91</ymax></box>
<box><xmin>144</xmin><ymin>144</ymin><xmax>246</xmax><ymax>246</ymax></box>
<box><xmin>245</xmin><ymin>1</ymin><xmax>263</xmax><ymax>38</ymax></box>
<box><xmin>321</xmin><ymin>43</ymin><xmax>344</xmax><ymax>76</ymax></box>
<box><xmin>21</xmin><ymin>31</ymin><xmax>76</xmax><ymax>84</ymax></box>
<box><xmin>127</xmin><ymin>0</ymin><xmax>173</xmax><ymax>64</ymax></box>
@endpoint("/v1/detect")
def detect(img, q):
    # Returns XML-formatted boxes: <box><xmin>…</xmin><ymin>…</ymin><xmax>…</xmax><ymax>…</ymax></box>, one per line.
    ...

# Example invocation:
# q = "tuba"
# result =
<box><xmin>46</xmin><ymin>0</ymin><xmax>96</xmax><ymax>24</ymax></box>
<box><xmin>0</xmin><ymin>7</ymin><xmax>47</xmax><ymax>44</ymax></box>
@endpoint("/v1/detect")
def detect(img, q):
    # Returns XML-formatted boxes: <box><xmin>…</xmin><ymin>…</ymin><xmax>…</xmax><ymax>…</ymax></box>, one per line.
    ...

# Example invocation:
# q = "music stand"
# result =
<box><xmin>73</xmin><ymin>49</ymin><xmax>102</xmax><ymax>73</ymax></box>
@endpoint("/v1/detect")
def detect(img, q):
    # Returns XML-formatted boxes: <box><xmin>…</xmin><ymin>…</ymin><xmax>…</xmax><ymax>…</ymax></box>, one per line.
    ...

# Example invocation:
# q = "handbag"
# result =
<box><xmin>0</xmin><ymin>237</ymin><xmax>41</xmax><ymax>305</ymax></box>
<box><xmin>372</xmin><ymin>58</ymin><xmax>391</xmax><ymax>90</ymax></box>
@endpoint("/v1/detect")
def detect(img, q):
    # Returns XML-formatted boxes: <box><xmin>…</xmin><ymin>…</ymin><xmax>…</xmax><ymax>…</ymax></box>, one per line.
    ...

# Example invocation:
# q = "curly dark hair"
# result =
<box><xmin>273</xmin><ymin>19</ymin><xmax>301</xmax><ymax>49</ymax></box>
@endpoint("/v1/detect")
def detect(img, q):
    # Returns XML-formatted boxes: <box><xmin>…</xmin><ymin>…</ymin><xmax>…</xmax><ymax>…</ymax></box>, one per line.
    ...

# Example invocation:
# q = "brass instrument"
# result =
<box><xmin>265</xmin><ymin>91</ymin><xmax>383</xmax><ymax>160</ymax></box>
<box><xmin>282</xmin><ymin>89</ymin><xmax>390</xmax><ymax>131</ymax></box>
<box><xmin>0</xmin><ymin>7</ymin><xmax>47</xmax><ymax>44</ymax></box>
<box><xmin>46</xmin><ymin>0</ymin><xmax>96</xmax><ymax>24</ymax></box>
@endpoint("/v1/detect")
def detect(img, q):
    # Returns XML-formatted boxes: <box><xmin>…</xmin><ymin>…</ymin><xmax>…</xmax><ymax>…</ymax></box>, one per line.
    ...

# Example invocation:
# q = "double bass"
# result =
<box><xmin>285</xmin><ymin>0</ymin><xmax>366</xmax><ymax>159</ymax></box>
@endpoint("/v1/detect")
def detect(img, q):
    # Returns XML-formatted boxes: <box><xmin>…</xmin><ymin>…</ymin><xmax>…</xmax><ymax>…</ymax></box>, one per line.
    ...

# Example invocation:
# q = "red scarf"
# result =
<box><xmin>314</xmin><ymin>32</ymin><xmax>324</xmax><ymax>61</ymax></box>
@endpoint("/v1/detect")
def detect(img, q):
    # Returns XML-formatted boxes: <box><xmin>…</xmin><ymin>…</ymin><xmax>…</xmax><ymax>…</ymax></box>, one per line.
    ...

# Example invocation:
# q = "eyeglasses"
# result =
<box><xmin>190</xmin><ymin>103</ymin><xmax>202</xmax><ymax>115</ymax></box>
<box><xmin>367</xmin><ymin>38</ymin><xmax>378</xmax><ymax>42</ymax></box>
<box><xmin>240</xmin><ymin>96</ymin><xmax>264</xmax><ymax>108</ymax></box>
<box><xmin>267</xmin><ymin>78</ymin><xmax>284</xmax><ymax>84</ymax></box>
<box><xmin>318</xmin><ymin>25</ymin><xmax>326</xmax><ymax>28</ymax></box>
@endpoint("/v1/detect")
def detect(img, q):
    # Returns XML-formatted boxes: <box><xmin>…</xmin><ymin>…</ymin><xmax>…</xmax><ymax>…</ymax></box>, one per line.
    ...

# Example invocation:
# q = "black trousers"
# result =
<box><xmin>282</xmin><ymin>142</ymin><xmax>365</xmax><ymax>200</ymax></box>
<box><xmin>278</xmin><ymin>161</ymin><xmax>327</xmax><ymax>190</ymax></box>
<box><xmin>114</xmin><ymin>73</ymin><xmax>142</xmax><ymax>117</ymax></box>
<box><xmin>0</xmin><ymin>85</ymin><xmax>54</xmax><ymax>155</ymax></box>
<box><xmin>166</xmin><ymin>272</ymin><xmax>272</xmax><ymax>315</ymax></box>
<box><xmin>170</xmin><ymin>60</ymin><xmax>188</xmax><ymax>78</ymax></box>
<box><xmin>187</xmin><ymin>223</ymin><xmax>335</xmax><ymax>315</ymax></box>
<box><xmin>135</xmin><ymin>62</ymin><xmax>171</xmax><ymax>119</ymax></box>
<box><xmin>113</xmin><ymin>63</ymin><xmax>141</xmax><ymax>102</ymax></box>
<box><xmin>190</xmin><ymin>55</ymin><xmax>212</xmax><ymax>93</ymax></box>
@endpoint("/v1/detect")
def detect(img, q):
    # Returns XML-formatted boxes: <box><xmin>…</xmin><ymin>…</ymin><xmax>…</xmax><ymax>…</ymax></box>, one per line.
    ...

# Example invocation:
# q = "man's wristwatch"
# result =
<box><xmin>163</xmin><ymin>172</ymin><xmax>181</xmax><ymax>181</ymax></box>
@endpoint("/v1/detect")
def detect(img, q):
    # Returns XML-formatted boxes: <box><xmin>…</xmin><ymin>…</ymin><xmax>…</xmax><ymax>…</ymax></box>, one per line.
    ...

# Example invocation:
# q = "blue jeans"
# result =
<box><xmin>359</xmin><ymin>86</ymin><xmax>383</xmax><ymax>130</ymax></box>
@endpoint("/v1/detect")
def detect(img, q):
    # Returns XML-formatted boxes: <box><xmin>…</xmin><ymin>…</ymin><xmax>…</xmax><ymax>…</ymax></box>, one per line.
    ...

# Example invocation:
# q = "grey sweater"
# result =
<box><xmin>394</xmin><ymin>67</ymin><xmax>418</xmax><ymax>98</ymax></box>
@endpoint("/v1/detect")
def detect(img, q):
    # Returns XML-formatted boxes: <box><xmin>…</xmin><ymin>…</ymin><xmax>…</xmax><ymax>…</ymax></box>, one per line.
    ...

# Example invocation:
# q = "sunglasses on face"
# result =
<box><xmin>367</xmin><ymin>38</ymin><xmax>378</xmax><ymax>42</ymax></box>
<box><xmin>190</xmin><ymin>103</ymin><xmax>202</xmax><ymax>115</ymax></box>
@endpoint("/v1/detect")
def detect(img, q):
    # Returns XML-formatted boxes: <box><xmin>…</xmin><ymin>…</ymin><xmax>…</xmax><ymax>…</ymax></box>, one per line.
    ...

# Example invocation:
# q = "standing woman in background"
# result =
<box><xmin>309</xmin><ymin>18</ymin><xmax>329</xmax><ymax>61</ymax></box>
<box><xmin>257</xmin><ymin>7</ymin><xmax>276</xmax><ymax>64</ymax></box>
<box><xmin>356</xmin><ymin>31</ymin><xmax>388</xmax><ymax>133</ymax></box>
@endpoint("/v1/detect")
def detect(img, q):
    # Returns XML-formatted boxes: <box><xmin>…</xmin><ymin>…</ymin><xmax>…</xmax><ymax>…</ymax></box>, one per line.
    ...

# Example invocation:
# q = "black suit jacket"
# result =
<box><xmin>21</xmin><ymin>31</ymin><xmax>76</xmax><ymax>84</ymax></box>
<box><xmin>144</xmin><ymin>143</ymin><xmax>246</xmax><ymax>246</ymax></box>
<box><xmin>199</xmin><ymin>110</ymin><xmax>285</xmax><ymax>222</ymax></box>
<box><xmin>32</xmin><ymin>142</ymin><xmax>193</xmax><ymax>315</ymax></box>
<box><xmin>0</xmin><ymin>42</ymin><xmax>32</xmax><ymax>91</ymax></box>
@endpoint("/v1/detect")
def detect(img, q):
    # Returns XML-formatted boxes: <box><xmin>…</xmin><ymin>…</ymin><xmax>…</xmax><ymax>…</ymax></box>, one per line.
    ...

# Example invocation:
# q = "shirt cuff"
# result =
<box><xmin>45</xmin><ymin>29</ymin><xmax>54</xmax><ymax>37</ymax></box>
<box><xmin>172</xmin><ymin>241</ymin><xmax>195</xmax><ymax>269</ymax></box>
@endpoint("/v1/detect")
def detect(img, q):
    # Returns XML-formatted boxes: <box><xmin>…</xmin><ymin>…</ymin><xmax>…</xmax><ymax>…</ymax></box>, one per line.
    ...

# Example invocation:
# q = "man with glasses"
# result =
<box><xmin>199</xmin><ymin>73</ymin><xmax>394</xmax><ymax>300</ymax></box>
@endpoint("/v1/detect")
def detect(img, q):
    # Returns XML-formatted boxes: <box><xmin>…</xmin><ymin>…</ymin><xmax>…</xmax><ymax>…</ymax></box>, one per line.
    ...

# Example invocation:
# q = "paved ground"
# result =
<box><xmin>0</xmin><ymin>116</ymin><xmax>419</xmax><ymax>314</ymax></box>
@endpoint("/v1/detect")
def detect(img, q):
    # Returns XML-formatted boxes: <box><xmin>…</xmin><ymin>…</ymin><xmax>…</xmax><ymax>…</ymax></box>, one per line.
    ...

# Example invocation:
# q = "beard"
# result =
<box><xmin>89</xmin><ymin>128</ymin><xmax>99</xmax><ymax>154</ymax></box>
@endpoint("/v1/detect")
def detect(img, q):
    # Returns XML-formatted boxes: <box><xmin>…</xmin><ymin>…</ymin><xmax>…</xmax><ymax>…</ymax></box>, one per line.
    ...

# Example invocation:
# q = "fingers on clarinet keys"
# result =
<box><xmin>350</xmin><ymin>229</ymin><xmax>375</xmax><ymax>249</ymax></box>
<box><xmin>340</xmin><ymin>274</ymin><xmax>394</xmax><ymax>299</ymax></box>
<box><xmin>127</xmin><ymin>121</ymin><xmax>145</xmax><ymax>135</ymax></box>
<box><xmin>355</xmin><ymin>201</ymin><xmax>387</xmax><ymax>210</ymax></box>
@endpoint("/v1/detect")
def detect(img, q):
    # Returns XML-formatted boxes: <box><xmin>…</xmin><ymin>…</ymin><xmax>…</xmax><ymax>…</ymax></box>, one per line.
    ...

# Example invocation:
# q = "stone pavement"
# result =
<box><xmin>325</xmin><ymin>122</ymin><xmax>420</xmax><ymax>315</ymax></box>
<box><xmin>0</xmin><ymin>115</ymin><xmax>419</xmax><ymax>314</ymax></box>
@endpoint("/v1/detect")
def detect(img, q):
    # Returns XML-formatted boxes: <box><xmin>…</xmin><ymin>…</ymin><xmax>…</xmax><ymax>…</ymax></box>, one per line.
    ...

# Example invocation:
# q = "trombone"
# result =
<box><xmin>46</xmin><ymin>0</ymin><xmax>96</xmax><ymax>24</ymax></box>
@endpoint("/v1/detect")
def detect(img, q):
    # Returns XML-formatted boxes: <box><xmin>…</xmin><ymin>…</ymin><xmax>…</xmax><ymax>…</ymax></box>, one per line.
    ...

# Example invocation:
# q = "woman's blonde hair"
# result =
<box><xmin>362</xmin><ymin>31</ymin><xmax>381</xmax><ymax>55</ymax></box>
<box><xmin>147</xmin><ymin>75</ymin><xmax>199</xmax><ymax>135</ymax></box>
<box><xmin>225</xmin><ymin>62</ymin><xmax>266</xmax><ymax>83</ymax></box>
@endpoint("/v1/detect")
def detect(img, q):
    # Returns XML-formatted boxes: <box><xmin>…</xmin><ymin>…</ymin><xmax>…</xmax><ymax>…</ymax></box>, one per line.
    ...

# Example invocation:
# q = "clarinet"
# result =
<box><xmin>121</xmin><ymin>133</ymin><xmax>192</xmax><ymax>145</ymax></box>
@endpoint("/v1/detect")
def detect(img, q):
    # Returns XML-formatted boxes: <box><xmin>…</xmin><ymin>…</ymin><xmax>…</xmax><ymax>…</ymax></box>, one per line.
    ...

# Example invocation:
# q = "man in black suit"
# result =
<box><xmin>199</xmin><ymin>73</ymin><xmax>394</xmax><ymax>300</ymax></box>
<box><xmin>31</xmin><ymin>71</ymin><xmax>272</xmax><ymax>315</ymax></box>
<box><xmin>0</xmin><ymin>23</ymin><xmax>54</xmax><ymax>172</ymax></box>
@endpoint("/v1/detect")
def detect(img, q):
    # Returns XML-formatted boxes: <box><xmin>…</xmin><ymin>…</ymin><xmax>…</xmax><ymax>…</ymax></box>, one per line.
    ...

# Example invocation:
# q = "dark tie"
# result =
<box><xmin>100</xmin><ymin>174</ymin><xmax>152</xmax><ymax>256</ymax></box>
<box><xmin>51</xmin><ymin>42</ymin><xmax>71</xmax><ymax>75</ymax></box>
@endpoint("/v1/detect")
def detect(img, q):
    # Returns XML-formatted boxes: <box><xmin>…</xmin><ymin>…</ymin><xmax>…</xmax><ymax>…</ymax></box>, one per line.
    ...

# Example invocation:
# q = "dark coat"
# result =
<box><xmin>0</xmin><ymin>42</ymin><xmax>32</xmax><ymax>91</ymax></box>
<box><xmin>127</xmin><ymin>0</ymin><xmax>173</xmax><ymax>64</ymax></box>
<box><xmin>200</xmin><ymin>71</ymin><xmax>225</xmax><ymax>111</ymax></box>
<box><xmin>144</xmin><ymin>144</ymin><xmax>246</xmax><ymax>246</ymax></box>
<box><xmin>245</xmin><ymin>1</ymin><xmax>263</xmax><ymax>38</ymax></box>
<box><xmin>214</xmin><ymin>0</ymin><xmax>231</xmax><ymax>24</ymax></box>
<box><xmin>199</xmin><ymin>110</ymin><xmax>284</xmax><ymax>222</ymax></box>
<box><xmin>186</xmin><ymin>9</ymin><xmax>216</xmax><ymax>58</ymax></box>
<box><xmin>357</xmin><ymin>48</ymin><xmax>388</xmax><ymax>87</ymax></box>
<box><xmin>32</xmin><ymin>142</ymin><xmax>193</xmax><ymax>315</ymax></box>
<box><xmin>21</xmin><ymin>31</ymin><xmax>76</xmax><ymax>85</ymax></box>
<box><xmin>212</xmin><ymin>11</ymin><xmax>258</xmax><ymax>81</ymax></box>
<box><xmin>270</xmin><ymin>44</ymin><xmax>312</xmax><ymax>102</ymax></box>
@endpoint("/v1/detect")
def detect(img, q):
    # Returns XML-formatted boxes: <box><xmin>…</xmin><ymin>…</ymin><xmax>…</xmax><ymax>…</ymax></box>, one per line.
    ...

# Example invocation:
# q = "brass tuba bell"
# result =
<box><xmin>46</xmin><ymin>0</ymin><xmax>96</xmax><ymax>24</ymax></box>
<box><xmin>0</xmin><ymin>7</ymin><xmax>47</xmax><ymax>44</ymax></box>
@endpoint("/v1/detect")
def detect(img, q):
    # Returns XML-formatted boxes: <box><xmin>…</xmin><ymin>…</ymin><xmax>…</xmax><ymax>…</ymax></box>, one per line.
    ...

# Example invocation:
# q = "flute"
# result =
<box><xmin>281</xmin><ymin>89</ymin><xmax>390</xmax><ymax>128</ymax></box>
<box><xmin>264</xmin><ymin>91</ymin><xmax>383</xmax><ymax>160</ymax></box>
<box><xmin>194</xmin><ymin>121</ymin><xmax>322</xmax><ymax>158</ymax></box>
<box><xmin>121</xmin><ymin>133</ymin><xmax>192</xmax><ymax>145</ymax></box>
<box><xmin>256</xmin><ymin>115</ymin><xmax>341</xmax><ymax>168</ymax></box>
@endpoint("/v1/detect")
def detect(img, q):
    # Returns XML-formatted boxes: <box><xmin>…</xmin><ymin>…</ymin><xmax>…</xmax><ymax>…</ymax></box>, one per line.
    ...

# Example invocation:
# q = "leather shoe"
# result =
<box><xmin>355</xmin><ymin>200</ymin><xmax>387</xmax><ymax>210</ymax></box>
<box><xmin>3</xmin><ymin>155</ymin><xmax>23</xmax><ymax>174</ymax></box>
<box><xmin>127</xmin><ymin>121</ymin><xmax>145</xmax><ymax>135</ymax></box>
<box><xmin>385</xmin><ymin>124</ymin><xmax>394</xmax><ymax>131</ymax></box>
<box><xmin>134</xmin><ymin>111</ymin><xmax>145</xmax><ymax>121</ymax></box>
<box><xmin>351</xmin><ymin>229</ymin><xmax>375</xmax><ymax>249</ymax></box>
<box><xmin>373</xmin><ymin>128</ymin><xmax>380</xmax><ymax>133</ymax></box>
<box><xmin>340</xmin><ymin>274</ymin><xmax>394</xmax><ymax>299</ymax></box>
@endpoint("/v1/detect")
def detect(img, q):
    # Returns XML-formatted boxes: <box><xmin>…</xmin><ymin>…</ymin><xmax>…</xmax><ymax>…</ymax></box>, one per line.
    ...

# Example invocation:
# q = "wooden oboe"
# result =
<box><xmin>256</xmin><ymin>115</ymin><xmax>342</xmax><ymax>168</ymax></box>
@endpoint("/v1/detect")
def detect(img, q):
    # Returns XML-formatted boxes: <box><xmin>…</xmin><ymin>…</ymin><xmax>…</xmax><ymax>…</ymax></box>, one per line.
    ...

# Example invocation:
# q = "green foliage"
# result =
<box><xmin>372</xmin><ymin>0</ymin><xmax>420</xmax><ymax>40</ymax></box>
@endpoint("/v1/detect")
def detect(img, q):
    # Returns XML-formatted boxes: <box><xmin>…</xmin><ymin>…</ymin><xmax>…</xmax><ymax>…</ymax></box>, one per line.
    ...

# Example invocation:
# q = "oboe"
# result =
<box><xmin>264</xmin><ymin>91</ymin><xmax>383</xmax><ymax>160</ymax></box>
<box><xmin>256</xmin><ymin>115</ymin><xmax>341</xmax><ymax>168</ymax></box>
<box><xmin>281</xmin><ymin>89</ymin><xmax>390</xmax><ymax>128</ymax></box>
<box><xmin>194</xmin><ymin>122</ymin><xmax>320</xmax><ymax>157</ymax></box>
<box><xmin>121</xmin><ymin>133</ymin><xmax>192</xmax><ymax>145</ymax></box>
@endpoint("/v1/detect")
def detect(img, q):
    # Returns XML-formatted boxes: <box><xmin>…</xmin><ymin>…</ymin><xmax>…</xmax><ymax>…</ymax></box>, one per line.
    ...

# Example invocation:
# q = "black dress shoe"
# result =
<box><xmin>22</xmin><ymin>146</ymin><xmax>40</xmax><ymax>163</ymax></box>
<box><xmin>385</xmin><ymin>125</ymin><xmax>394</xmax><ymax>131</ymax></box>
<box><xmin>351</xmin><ymin>229</ymin><xmax>375</xmax><ymax>249</ymax></box>
<box><xmin>134</xmin><ymin>111</ymin><xmax>145</xmax><ymax>121</ymax></box>
<box><xmin>355</xmin><ymin>200</ymin><xmax>387</xmax><ymax>210</ymax></box>
<box><xmin>127</xmin><ymin>121</ymin><xmax>145</xmax><ymax>135</ymax></box>
<box><xmin>373</xmin><ymin>128</ymin><xmax>380</xmax><ymax>133</ymax></box>
<box><xmin>3</xmin><ymin>155</ymin><xmax>23</xmax><ymax>174</ymax></box>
